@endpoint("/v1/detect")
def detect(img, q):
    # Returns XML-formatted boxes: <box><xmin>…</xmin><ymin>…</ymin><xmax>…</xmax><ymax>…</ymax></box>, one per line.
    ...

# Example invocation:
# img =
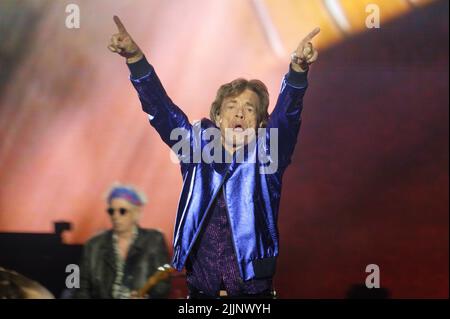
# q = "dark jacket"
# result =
<box><xmin>75</xmin><ymin>227</ymin><xmax>171</xmax><ymax>299</ymax></box>
<box><xmin>129</xmin><ymin>58</ymin><xmax>308</xmax><ymax>281</ymax></box>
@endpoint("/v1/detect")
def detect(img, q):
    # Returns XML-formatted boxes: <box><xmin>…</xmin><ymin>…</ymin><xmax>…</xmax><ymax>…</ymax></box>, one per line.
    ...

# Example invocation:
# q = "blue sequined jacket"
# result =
<box><xmin>128</xmin><ymin>58</ymin><xmax>308</xmax><ymax>281</ymax></box>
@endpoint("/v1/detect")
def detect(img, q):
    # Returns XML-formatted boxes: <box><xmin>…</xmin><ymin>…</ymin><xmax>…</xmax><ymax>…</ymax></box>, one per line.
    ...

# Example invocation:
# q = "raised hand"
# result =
<box><xmin>108</xmin><ymin>15</ymin><xmax>144</xmax><ymax>64</ymax></box>
<box><xmin>291</xmin><ymin>27</ymin><xmax>320</xmax><ymax>72</ymax></box>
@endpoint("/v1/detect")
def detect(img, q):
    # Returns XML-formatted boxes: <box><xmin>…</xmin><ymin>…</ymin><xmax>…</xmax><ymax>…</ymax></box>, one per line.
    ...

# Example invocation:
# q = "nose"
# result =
<box><xmin>235</xmin><ymin>107</ymin><xmax>244</xmax><ymax>118</ymax></box>
<box><xmin>110</xmin><ymin>211</ymin><xmax>121</xmax><ymax>221</ymax></box>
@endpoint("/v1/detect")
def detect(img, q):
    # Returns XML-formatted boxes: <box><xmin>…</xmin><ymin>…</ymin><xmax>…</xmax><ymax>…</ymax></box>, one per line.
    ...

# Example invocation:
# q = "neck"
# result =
<box><xmin>115</xmin><ymin>227</ymin><xmax>136</xmax><ymax>240</ymax></box>
<box><xmin>222</xmin><ymin>137</ymin><xmax>246</xmax><ymax>155</ymax></box>
<box><xmin>222</xmin><ymin>142</ymin><xmax>236</xmax><ymax>155</ymax></box>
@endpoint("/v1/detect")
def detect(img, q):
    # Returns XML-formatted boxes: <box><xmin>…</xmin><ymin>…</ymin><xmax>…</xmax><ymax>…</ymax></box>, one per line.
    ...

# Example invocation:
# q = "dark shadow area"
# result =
<box><xmin>0</xmin><ymin>222</ymin><xmax>82</xmax><ymax>298</ymax></box>
<box><xmin>346</xmin><ymin>284</ymin><xmax>390</xmax><ymax>299</ymax></box>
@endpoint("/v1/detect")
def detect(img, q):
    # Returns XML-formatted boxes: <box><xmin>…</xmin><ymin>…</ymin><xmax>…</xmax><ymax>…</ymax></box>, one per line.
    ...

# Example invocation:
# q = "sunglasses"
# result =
<box><xmin>106</xmin><ymin>207</ymin><xmax>129</xmax><ymax>216</ymax></box>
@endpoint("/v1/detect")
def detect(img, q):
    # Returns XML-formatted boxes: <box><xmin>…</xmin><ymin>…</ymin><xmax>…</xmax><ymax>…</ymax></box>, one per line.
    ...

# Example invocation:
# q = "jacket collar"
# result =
<box><xmin>100</xmin><ymin>227</ymin><xmax>144</xmax><ymax>269</ymax></box>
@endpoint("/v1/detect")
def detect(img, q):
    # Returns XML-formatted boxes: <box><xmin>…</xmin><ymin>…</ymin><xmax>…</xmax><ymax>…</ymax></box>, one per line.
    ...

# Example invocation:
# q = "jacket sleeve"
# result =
<box><xmin>74</xmin><ymin>242</ymin><xmax>92</xmax><ymax>299</ymax></box>
<box><xmin>148</xmin><ymin>232</ymin><xmax>172</xmax><ymax>299</ymax></box>
<box><xmin>266</xmin><ymin>65</ymin><xmax>309</xmax><ymax>170</ymax></box>
<box><xmin>128</xmin><ymin>57</ymin><xmax>192</xmax><ymax>162</ymax></box>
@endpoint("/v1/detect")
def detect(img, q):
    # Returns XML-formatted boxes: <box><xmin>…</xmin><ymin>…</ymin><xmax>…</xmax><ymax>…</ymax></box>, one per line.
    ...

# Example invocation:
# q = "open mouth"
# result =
<box><xmin>232</xmin><ymin>124</ymin><xmax>245</xmax><ymax>132</ymax></box>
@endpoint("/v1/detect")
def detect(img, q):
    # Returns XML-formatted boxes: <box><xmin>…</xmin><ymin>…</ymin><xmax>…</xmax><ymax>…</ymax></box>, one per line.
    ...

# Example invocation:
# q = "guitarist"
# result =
<box><xmin>75</xmin><ymin>184</ymin><xmax>171</xmax><ymax>299</ymax></box>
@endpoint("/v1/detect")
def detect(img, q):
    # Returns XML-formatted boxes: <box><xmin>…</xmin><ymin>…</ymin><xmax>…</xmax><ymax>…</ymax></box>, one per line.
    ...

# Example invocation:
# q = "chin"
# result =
<box><xmin>223</xmin><ymin>136</ymin><xmax>242</xmax><ymax>148</ymax></box>
<box><xmin>225</xmin><ymin>131</ymin><xmax>256</xmax><ymax>146</ymax></box>
<box><xmin>224</xmin><ymin>138</ymin><xmax>252</xmax><ymax>151</ymax></box>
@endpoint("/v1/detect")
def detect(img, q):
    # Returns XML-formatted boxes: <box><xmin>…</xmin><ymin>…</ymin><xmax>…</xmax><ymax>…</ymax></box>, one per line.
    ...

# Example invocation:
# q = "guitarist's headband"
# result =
<box><xmin>107</xmin><ymin>186</ymin><xmax>145</xmax><ymax>206</ymax></box>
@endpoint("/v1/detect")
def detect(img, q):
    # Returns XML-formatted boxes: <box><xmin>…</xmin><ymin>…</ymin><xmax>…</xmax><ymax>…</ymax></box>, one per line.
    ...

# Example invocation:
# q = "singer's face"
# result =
<box><xmin>215</xmin><ymin>89</ymin><xmax>260</xmax><ymax>149</ymax></box>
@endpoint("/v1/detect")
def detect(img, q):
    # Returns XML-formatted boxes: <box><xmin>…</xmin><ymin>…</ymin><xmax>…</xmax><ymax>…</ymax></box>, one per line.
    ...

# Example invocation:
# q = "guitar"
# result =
<box><xmin>136</xmin><ymin>264</ymin><xmax>176</xmax><ymax>298</ymax></box>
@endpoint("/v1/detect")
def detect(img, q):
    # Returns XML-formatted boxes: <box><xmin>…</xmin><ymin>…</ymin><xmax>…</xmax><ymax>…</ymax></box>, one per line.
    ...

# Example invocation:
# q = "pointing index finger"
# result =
<box><xmin>113</xmin><ymin>15</ymin><xmax>128</xmax><ymax>34</ymax></box>
<box><xmin>302</xmin><ymin>27</ymin><xmax>320</xmax><ymax>44</ymax></box>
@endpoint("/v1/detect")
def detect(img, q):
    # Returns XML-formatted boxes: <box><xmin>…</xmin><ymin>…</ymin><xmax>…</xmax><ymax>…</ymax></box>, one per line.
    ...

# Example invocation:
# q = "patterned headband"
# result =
<box><xmin>107</xmin><ymin>187</ymin><xmax>143</xmax><ymax>206</ymax></box>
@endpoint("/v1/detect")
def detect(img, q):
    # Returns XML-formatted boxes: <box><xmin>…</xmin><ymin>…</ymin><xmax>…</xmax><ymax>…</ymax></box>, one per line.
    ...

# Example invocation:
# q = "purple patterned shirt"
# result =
<box><xmin>186</xmin><ymin>188</ymin><xmax>272</xmax><ymax>297</ymax></box>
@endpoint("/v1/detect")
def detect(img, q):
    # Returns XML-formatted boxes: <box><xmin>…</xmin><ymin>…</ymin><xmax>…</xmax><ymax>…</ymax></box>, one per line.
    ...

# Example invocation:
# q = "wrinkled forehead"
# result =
<box><xmin>221</xmin><ymin>88</ymin><xmax>261</xmax><ymax>108</ymax></box>
<box><xmin>108</xmin><ymin>197</ymin><xmax>137</xmax><ymax>209</ymax></box>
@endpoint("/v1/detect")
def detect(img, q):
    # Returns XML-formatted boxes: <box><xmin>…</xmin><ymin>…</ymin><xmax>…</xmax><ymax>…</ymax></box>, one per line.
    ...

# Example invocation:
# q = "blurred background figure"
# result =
<box><xmin>0</xmin><ymin>267</ymin><xmax>54</xmax><ymax>299</ymax></box>
<box><xmin>74</xmin><ymin>184</ymin><xmax>171</xmax><ymax>299</ymax></box>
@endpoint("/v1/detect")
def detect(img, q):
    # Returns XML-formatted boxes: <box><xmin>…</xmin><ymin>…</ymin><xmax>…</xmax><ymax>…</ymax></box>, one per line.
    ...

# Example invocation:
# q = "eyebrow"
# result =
<box><xmin>226</xmin><ymin>100</ymin><xmax>255</xmax><ymax>106</ymax></box>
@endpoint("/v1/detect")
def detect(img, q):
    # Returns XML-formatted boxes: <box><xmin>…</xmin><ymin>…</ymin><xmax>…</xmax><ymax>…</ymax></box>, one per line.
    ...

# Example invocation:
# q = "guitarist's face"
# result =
<box><xmin>108</xmin><ymin>198</ymin><xmax>140</xmax><ymax>235</ymax></box>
